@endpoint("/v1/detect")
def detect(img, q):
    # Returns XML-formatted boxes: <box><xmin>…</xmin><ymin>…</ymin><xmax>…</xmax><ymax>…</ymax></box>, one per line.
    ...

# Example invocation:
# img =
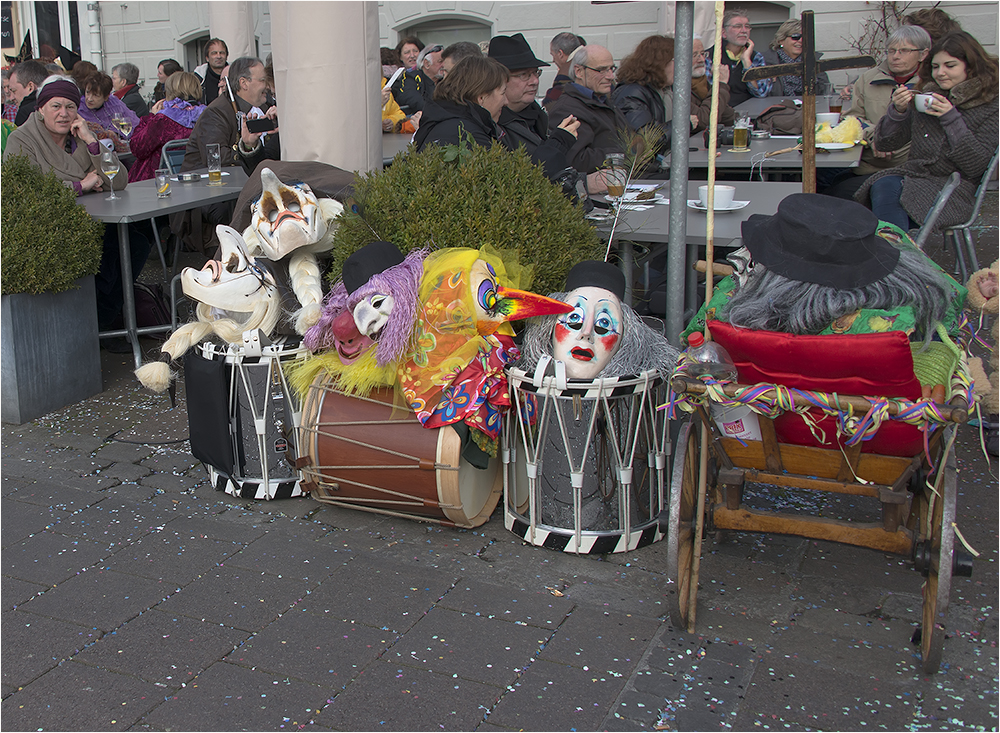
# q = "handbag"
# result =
<box><xmin>754</xmin><ymin>100</ymin><xmax>803</xmax><ymax>135</ymax></box>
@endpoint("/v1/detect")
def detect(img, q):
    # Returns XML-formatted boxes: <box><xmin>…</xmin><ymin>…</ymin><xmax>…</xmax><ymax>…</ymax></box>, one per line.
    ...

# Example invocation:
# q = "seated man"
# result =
<box><xmin>10</xmin><ymin>60</ymin><xmax>48</xmax><ymax>126</ymax></box>
<box><xmin>704</xmin><ymin>8</ymin><xmax>772</xmax><ymax>106</ymax></box>
<box><xmin>392</xmin><ymin>43</ymin><xmax>443</xmax><ymax>114</ymax></box>
<box><xmin>543</xmin><ymin>32</ymin><xmax>585</xmax><ymax>106</ymax></box>
<box><xmin>544</xmin><ymin>44</ymin><xmax>628</xmax><ymax>174</ymax></box>
<box><xmin>111</xmin><ymin>63</ymin><xmax>150</xmax><ymax>118</ymax></box>
<box><xmin>691</xmin><ymin>35</ymin><xmax>735</xmax><ymax>132</ymax></box>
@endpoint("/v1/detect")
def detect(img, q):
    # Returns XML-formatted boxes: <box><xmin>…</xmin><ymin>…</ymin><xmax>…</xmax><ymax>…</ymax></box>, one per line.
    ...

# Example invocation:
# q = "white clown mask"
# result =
<box><xmin>250</xmin><ymin>167</ymin><xmax>327</xmax><ymax>260</ymax></box>
<box><xmin>553</xmin><ymin>286</ymin><xmax>624</xmax><ymax>379</ymax></box>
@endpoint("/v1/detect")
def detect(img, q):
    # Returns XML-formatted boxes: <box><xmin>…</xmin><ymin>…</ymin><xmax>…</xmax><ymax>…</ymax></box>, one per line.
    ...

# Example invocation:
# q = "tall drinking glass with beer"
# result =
<box><xmin>207</xmin><ymin>143</ymin><xmax>223</xmax><ymax>186</ymax></box>
<box><xmin>733</xmin><ymin>114</ymin><xmax>751</xmax><ymax>151</ymax></box>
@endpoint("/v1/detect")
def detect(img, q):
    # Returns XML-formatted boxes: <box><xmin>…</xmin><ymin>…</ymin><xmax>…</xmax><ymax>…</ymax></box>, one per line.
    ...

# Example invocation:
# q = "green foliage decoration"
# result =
<box><xmin>1</xmin><ymin>154</ymin><xmax>104</xmax><ymax>296</ymax></box>
<box><xmin>331</xmin><ymin>140</ymin><xmax>603</xmax><ymax>297</ymax></box>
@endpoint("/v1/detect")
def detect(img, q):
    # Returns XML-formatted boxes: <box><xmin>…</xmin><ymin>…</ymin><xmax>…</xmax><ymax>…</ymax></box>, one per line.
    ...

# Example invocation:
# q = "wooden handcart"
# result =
<box><xmin>662</xmin><ymin>345</ymin><xmax>975</xmax><ymax>674</ymax></box>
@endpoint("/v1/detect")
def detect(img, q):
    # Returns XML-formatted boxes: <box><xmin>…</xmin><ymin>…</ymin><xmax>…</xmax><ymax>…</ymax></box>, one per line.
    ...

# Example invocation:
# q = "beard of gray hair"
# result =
<box><xmin>721</xmin><ymin>249</ymin><xmax>953</xmax><ymax>346</ymax></box>
<box><xmin>516</xmin><ymin>291</ymin><xmax>680</xmax><ymax>380</ymax></box>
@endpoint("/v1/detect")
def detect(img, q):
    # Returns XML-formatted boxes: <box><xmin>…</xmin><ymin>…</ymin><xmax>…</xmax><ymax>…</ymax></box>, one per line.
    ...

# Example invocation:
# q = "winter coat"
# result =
<box><xmin>498</xmin><ymin>102</ymin><xmax>576</xmax><ymax>180</ymax></box>
<box><xmin>545</xmin><ymin>83</ymin><xmax>628</xmax><ymax>174</ymax></box>
<box><xmin>690</xmin><ymin>76</ymin><xmax>736</xmax><ymax>131</ymax></box>
<box><xmin>856</xmin><ymin>77</ymin><xmax>999</xmax><ymax>229</ymax></box>
<box><xmin>843</xmin><ymin>59</ymin><xmax>917</xmax><ymax>175</ymax></box>
<box><xmin>115</xmin><ymin>84</ymin><xmax>150</xmax><ymax>118</ymax></box>
<box><xmin>705</xmin><ymin>46</ymin><xmax>772</xmax><ymax>105</ymax></box>
<box><xmin>611</xmin><ymin>82</ymin><xmax>672</xmax><ymax>154</ymax></box>
<box><xmin>181</xmin><ymin>93</ymin><xmax>279</xmax><ymax>175</ymax></box>
<box><xmin>760</xmin><ymin>49</ymin><xmax>831</xmax><ymax>97</ymax></box>
<box><xmin>392</xmin><ymin>68</ymin><xmax>435</xmax><ymax>115</ymax></box>
<box><xmin>128</xmin><ymin>113</ymin><xmax>198</xmax><ymax>182</ymax></box>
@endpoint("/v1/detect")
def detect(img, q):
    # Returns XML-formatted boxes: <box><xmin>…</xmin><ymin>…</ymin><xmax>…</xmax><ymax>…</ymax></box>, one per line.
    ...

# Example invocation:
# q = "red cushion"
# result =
<box><xmin>707</xmin><ymin>322</ymin><xmax>924</xmax><ymax>456</ymax></box>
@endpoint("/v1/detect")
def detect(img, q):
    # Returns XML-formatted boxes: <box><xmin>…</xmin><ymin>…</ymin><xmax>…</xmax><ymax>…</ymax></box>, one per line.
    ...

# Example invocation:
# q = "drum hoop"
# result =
<box><xmin>506</xmin><ymin>368</ymin><xmax>662</xmax><ymax>398</ymax></box>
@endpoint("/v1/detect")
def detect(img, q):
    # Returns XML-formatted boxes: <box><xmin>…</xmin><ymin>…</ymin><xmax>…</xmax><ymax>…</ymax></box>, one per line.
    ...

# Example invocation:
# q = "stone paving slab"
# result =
<box><xmin>2</xmin><ymin>530</ymin><xmax>112</xmax><ymax>585</ymax></box>
<box><xmin>1</xmin><ymin>610</ymin><xmax>102</xmax><ymax>689</ymax></box>
<box><xmin>314</xmin><ymin>658</ymin><xmax>500</xmax><ymax>731</ymax></box>
<box><xmin>434</xmin><ymin>578</ymin><xmax>575</xmax><ymax>628</ymax></box>
<box><xmin>74</xmin><ymin>608</ymin><xmax>250</xmax><ymax>687</ymax></box>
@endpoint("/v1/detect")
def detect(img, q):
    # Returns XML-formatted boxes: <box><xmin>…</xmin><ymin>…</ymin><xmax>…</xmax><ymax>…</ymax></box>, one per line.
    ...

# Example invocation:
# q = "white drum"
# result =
<box><xmin>503</xmin><ymin>359</ymin><xmax>668</xmax><ymax>554</ymax></box>
<box><xmin>190</xmin><ymin>336</ymin><xmax>309</xmax><ymax>500</ymax></box>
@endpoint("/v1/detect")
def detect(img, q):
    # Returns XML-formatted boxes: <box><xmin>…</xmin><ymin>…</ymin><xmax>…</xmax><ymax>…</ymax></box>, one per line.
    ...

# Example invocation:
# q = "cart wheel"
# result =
<box><xmin>915</xmin><ymin>438</ymin><xmax>958</xmax><ymax>674</ymax></box>
<box><xmin>666</xmin><ymin>419</ymin><xmax>700</xmax><ymax>630</ymax></box>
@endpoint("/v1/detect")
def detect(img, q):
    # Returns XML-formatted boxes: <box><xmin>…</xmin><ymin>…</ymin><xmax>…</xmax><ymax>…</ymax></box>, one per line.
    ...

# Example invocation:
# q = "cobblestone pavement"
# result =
<box><xmin>2</xmin><ymin>194</ymin><xmax>997</xmax><ymax>731</ymax></box>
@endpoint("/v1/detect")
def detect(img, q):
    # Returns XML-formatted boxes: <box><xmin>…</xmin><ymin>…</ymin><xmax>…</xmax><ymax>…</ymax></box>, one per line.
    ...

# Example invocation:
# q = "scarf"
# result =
<box><xmin>776</xmin><ymin>48</ymin><xmax>803</xmax><ymax>96</ymax></box>
<box><xmin>691</xmin><ymin>74</ymin><xmax>710</xmax><ymax>100</ymax></box>
<box><xmin>13</xmin><ymin>111</ymin><xmax>96</xmax><ymax>184</ymax></box>
<box><xmin>76</xmin><ymin>93</ymin><xmax>139</xmax><ymax>131</ymax></box>
<box><xmin>159</xmin><ymin>97</ymin><xmax>206</xmax><ymax>128</ymax></box>
<box><xmin>113</xmin><ymin>83</ymin><xmax>137</xmax><ymax>101</ymax></box>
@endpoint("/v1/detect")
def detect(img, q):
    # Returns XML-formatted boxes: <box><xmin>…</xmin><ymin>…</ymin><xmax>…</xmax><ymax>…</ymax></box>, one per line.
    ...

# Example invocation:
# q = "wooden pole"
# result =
<box><xmin>801</xmin><ymin>10</ymin><xmax>817</xmax><ymax>192</ymax></box>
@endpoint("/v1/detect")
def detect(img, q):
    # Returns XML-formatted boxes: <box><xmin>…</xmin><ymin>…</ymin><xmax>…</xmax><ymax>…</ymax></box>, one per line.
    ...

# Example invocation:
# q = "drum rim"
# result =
<box><xmin>506</xmin><ymin>367</ymin><xmax>662</xmax><ymax>396</ymax></box>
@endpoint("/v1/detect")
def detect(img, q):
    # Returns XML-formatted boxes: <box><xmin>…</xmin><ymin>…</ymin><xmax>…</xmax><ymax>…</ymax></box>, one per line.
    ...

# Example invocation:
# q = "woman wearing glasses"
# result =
<box><xmin>761</xmin><ymin>20</ymin><xmax>832</xmax><ymax>97</ymax></box>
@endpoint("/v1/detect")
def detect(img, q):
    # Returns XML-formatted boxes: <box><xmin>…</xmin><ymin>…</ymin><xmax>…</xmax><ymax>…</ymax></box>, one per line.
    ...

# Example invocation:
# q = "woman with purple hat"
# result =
<box><xmin>4</xmin><ymin>76</ymin><xmax>151</xmax><ymax>341</ymax></box>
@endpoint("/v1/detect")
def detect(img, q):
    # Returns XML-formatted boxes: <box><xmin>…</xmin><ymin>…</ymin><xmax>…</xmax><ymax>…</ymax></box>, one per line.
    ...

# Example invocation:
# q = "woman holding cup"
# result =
<box><xmin>856</xmin><ymin>31</ymin><xmax>998</xmax><ymax>232</ymax></box>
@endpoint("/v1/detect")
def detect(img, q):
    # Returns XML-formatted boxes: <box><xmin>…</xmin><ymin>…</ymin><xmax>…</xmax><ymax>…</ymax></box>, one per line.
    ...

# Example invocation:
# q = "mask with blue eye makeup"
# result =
<box><xmin>552</xmin><ymin>286</ymin><xmax>624</xmax><ymax>379</ymax></box>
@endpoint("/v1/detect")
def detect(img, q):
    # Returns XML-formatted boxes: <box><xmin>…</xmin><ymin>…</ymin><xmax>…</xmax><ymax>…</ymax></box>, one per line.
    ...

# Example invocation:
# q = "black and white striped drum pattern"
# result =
<box><xmin>196</xmin><ymin>337</ymin><xmax>309</xmax><ymax>500</ymax></box>
<box><xmin>503</xmin><ymin>360</ymin><xmax>669</xmax><ymax>554</ymax></box>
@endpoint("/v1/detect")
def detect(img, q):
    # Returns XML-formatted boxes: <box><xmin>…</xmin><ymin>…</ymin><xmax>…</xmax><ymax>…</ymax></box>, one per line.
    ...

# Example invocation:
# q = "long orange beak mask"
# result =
<box><xmin>472</xmin><ymin>259</ymin><xmax>573</xmax><ymax>336</ymax></box>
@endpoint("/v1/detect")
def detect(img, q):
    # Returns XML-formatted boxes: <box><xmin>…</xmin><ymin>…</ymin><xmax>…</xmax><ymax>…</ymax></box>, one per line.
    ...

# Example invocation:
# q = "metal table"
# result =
<box><xmin>685</xmin><ymin>134</ymin><xmax>862</xmax><ymax>172</ymax></box>
<box><xmin>594</xmin><ymin>179</ymin><xmax>802</xmax><ymax>326</ymax></box>
<box><xmin>383</xmin><ymin>132</ymin><xmax>413</xmax><ymax>167</ymax></box>
<box><xmin>80</xmin><ymin>167</ymin><xmax>250</xmax><ymax>368</ymax></box>
<box><xmin>733</xmin><ymin>95</ymin><xmax>841</xmax><ymax>119</ymax></box>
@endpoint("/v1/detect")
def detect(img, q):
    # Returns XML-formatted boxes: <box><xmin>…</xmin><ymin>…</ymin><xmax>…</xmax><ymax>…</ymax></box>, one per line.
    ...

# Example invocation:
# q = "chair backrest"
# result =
<box><xmin>913</xmin><ymin>172</ymin><xmax>960</xmax><ymax>249</ymax></box>
<box><xmin>160</xmin><ymin>138</ymin><xmax>189</xmax><ymax>174</ymax></box>
<box><xmin>947</xmin><ymin>146</ymin><xmax>1000</xmax><ymax>231</ymax></box>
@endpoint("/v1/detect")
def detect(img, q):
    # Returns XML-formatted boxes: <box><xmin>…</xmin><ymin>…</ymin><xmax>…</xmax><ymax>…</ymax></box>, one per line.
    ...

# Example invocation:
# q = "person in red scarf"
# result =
<box><xmin>111</xmin><ymin>62</ymin><xmax>149</xmax><ymax>118</ymax></box>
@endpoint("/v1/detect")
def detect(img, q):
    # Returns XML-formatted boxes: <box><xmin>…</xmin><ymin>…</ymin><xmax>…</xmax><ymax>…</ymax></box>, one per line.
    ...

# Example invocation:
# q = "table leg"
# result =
<box><xmin>118</xmin><ymin>221</ymin><xmax>142</xmax><ymax>369</ymax></box>
<box><xmin>619</xmin><ymin>240</ymin><xmax>634</xmax><ymax>307</ymax></box>
<box><xmin>686</xmin><ymin>242</ymin><xmax>698</xmax><ymax>316</ymax></box>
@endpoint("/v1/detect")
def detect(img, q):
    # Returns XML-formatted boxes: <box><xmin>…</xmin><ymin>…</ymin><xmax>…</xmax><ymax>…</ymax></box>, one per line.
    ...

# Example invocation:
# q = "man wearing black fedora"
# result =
<box><xmin>488</xmin><ymin>33</ymin><xmax>608</xmax><ymax>193</ymax></box>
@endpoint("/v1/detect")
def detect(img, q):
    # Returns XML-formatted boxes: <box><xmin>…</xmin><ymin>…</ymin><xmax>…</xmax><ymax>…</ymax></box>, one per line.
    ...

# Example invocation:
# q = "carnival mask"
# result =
<box><xmin>726</xmin><ymin>246</ymin><xmax>759</xmax><ymax>289</ymax></box>
<box><xmin>470</xmin><ymin>258</ymin><xmax>574</xmax><ymax>336</ymax></box>
<box><xmin>553</xmin><ymin>286</ymin><xmax>624</xmax><ymax>379</ymax></box>
<box><xmin>181</xmin><ymin>226</ymin><xmax>276</xmax><ymax>313</ymax></box>
<box><xmin>250</xmin><ymin>167</ymin><xmax>327</xmax><ymax>260</ymax></box>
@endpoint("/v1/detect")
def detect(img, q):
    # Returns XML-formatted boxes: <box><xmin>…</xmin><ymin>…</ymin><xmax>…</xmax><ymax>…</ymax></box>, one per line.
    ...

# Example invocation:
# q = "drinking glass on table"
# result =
<box><xmin>154</xmin><ymin>168</ymin><xmax>171</xmax><ymax>198</ymax></box>
<box><xmin>828</xmin><ymin>94</ymin><xmax>843</xmax><ymax>115</ymax></box>
<box><xmin>603</xmin><ymin>153</ymin><xmax>627</xmax><ymax>198</ymax></box>
<box><xmin>101</xmin><ymin>149</ymin><xmax>120</xmax><ymax>201</ymax></box>
<box><xmin>206</xmin><ymin>143</ymin><xmax>223</xmax><ymax>186</ymax></box>
<box><xmin>733</xmin><ymin>114</ymin><xmax>751</xmax><ymax>151</ymax></box>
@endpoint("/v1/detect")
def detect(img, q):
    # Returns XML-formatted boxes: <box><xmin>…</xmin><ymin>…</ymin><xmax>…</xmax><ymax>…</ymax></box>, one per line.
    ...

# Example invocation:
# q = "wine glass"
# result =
<box><xmin>101</xmin><ymin>149</ymin><xmax>120</xmax><ymax>201</ymax></box>
<box><xmin>116</xmin><ymin>115</ymin><xmax>133</xmax><ymax>139</ymax></box>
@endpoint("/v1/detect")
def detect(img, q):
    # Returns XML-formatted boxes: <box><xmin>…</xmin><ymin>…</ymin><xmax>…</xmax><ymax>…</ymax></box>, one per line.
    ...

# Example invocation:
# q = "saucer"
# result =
<box><xmin>607</xmin><ymin>193</ymin><xmax>667</xmax><ymax>204</ymax></box>
<box><xmin>816</xmin><ymin>142</ymin><xmax>854</xmax><ymax>150</ymax></box>
<box><xmin>686</xmin><ymin>200</ymin><xmax>750</xmax><ymax>212</ymax></box>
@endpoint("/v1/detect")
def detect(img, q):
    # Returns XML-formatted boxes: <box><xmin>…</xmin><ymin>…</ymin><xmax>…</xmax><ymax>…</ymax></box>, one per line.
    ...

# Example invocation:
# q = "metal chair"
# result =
<box><xmin>943</xmin><ymin>146</ymin><xmax>999</xmax><ymax>284</ymax></box>
<box><xmin>912</xmin><ymin>172</ymin><xmax>960</xmax><ymax>251</ymax></box>
<box><xmin>149</xmin><ymin>138</ymin><xmax>191</xmax><ymax>279</ymax></box>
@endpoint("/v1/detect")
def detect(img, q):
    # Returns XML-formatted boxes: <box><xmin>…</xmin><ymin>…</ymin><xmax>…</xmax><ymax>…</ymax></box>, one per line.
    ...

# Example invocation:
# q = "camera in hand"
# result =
<box><xmin>246</xmin><ymin>117</ymin><xmax>277</xmax><ymax>133</ymax></box>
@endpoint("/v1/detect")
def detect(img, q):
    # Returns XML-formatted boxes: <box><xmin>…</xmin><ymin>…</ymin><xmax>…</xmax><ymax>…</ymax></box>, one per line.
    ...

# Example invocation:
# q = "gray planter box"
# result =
<box><xmin>2</xmin><ymin>276</ymin><xmax>103</xmax><ymax>424</ymax></box>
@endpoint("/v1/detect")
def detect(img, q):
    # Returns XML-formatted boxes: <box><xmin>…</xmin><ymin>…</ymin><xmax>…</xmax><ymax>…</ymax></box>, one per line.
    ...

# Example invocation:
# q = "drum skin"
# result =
<box><xmin>300</xmin><ymin>375</ymin><xmax>501</xmax><ymax>527</ymax></box>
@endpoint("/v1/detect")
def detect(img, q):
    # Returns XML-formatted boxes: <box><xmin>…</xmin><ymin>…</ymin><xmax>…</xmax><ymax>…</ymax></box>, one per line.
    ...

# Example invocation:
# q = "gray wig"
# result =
<box><xmin>517</xmin><ymin>293</ymin><xmax>680</xmax><ymax>380</ymax></box>
<box><xmin>721</xmin><ymin>248</ymin><xmax>953</xmax><ymax>344</ymax></box>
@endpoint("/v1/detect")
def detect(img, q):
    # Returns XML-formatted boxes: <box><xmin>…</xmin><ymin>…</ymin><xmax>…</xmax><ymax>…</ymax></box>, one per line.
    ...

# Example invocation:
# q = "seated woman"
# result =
<box><xmin>3</xmin><ymin>78</ymin><xmax>150</xmax><ymax>339</ymax></box>
<box><xmin>611</xmin><ymin>34</ymin><xmax>677</xmax><ymax>160</ymax></box>
<box><xmin>77</xmin><ymin>72</ymin><xmax>138</xmax><ymax>157</ymax></box>
<box><xmin>857</xmin><ymin>31</ymin><xmax>999</xmax><ymax>232</ymax></box>
<box><xmin>762</xmin><ymin>20</ymin><xmax>831</xmax><ymax>97</ymax></box>
<box><xmin>152</xmin><ymin>58</ymin><xmax>182</xmax><ymax>103</ymax></box>
<box><xmin>415</xmin><ymin>55</ymin><xmax>578</xmax><ymax>179</ymax></box>
<box><xmin>128</xmin><ymin>71</ymin><xmax>206</xmax><ymax>182</ymax></box>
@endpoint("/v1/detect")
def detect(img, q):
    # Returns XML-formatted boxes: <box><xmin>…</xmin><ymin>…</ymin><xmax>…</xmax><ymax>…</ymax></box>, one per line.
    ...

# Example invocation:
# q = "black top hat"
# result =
<box><xmin>740</xmin><ymin>194</ymin><xmax>900</xmax><ymax>289</ymax></box>
<box><xmin>565</xmin><ymin>260</ymin><xmax>626</xmax><ymax>300</ymax></box>
<box><xmin>488</xmin><ymin>33</ymin><xmax>550</xmax><ymax>70</ymax></box>
<box><xmin>342</xmin><ymin>241</ymin><xmax>404</xmax><ymax>294</ymax></box>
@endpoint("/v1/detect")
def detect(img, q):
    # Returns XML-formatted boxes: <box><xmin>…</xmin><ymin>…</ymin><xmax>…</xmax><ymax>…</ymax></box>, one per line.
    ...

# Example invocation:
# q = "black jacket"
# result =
<box><xmin>14</xmin><ymin>91</ymin><xmax>37</xmax><ymax>126</ymax></box>
<box><xmin>392</xmin><ymin>68</ymin><xmax>435</xmax><ymax>115</ymax></box>
<box><xmin>610</xmin><ymin>82</ymin><xmax>672</xmax><ymax>154</ymax></box>
<box><xmin>414</xmin><ymin>99</ymin><xmax>503</xmax><ymax>150</ymax></box>
<box><xmin>498</xmin><ymin>102</ymin><xmax>576</xmax><ymax>180</ymax></box>
<box><xmin>202</xmin><ymin>67</ymin><xmax>222</xmax><ymax>105</ymax></box>
<box><xmin>119</xmin><ymin>85</ymin><xmax>149</xmax><ymax>118</ymax></box>
<box><xmin>545</xmin><ymin>84</ymin><xmax>628</xmax><ymax>174</ymax></box>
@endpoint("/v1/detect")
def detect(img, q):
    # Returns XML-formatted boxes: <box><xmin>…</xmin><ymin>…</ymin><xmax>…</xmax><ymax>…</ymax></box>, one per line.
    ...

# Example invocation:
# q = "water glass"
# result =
<box><xmin>206</xmin><ymin>143</ymin><xmax>223</xmax><ymax>186</ymax></box>
<box><xmin>155</xmin><ymin>168</ymin><xmax>171</xmax><ymax>198</ymax></box>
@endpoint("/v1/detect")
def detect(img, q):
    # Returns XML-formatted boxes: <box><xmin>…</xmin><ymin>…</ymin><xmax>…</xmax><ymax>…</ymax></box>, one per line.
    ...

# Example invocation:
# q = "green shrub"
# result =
<box><xmin>1</xmin><ymin>154</ymin><xmax>104</xmax><ymax>296</ymax></box>
<box><xmin>331</xmin><ymin>141</ymin><xmax>603</xmax><ymax>296</ymax></box>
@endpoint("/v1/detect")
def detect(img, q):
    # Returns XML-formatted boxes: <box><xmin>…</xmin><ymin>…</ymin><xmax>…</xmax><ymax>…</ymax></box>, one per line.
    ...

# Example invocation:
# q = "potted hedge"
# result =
<box><xmin>330</xmin><ymin>141</ymin><xmax>603</xmax><ymax>297</ymax></box>
<box><xmin>2</xmin><ymin>154</ymin><xmax>105</xmax><ymax>424</ymax></box>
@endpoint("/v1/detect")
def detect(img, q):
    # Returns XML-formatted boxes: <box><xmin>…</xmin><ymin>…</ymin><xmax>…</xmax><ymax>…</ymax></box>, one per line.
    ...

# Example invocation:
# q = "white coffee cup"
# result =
<box><xmin>816</xmin><ymin>112</ymin><xmax>840</xmax><ymax>126</ymax></box>
<box><xmin>914</xmin><ymin>93</ymin><xmax>935</xmax><ymax>113</ymax></box>
<box><xmin>698</xmin><ymin>184</ymin><xmax>736</xmax><ymax>209</ymax></box>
